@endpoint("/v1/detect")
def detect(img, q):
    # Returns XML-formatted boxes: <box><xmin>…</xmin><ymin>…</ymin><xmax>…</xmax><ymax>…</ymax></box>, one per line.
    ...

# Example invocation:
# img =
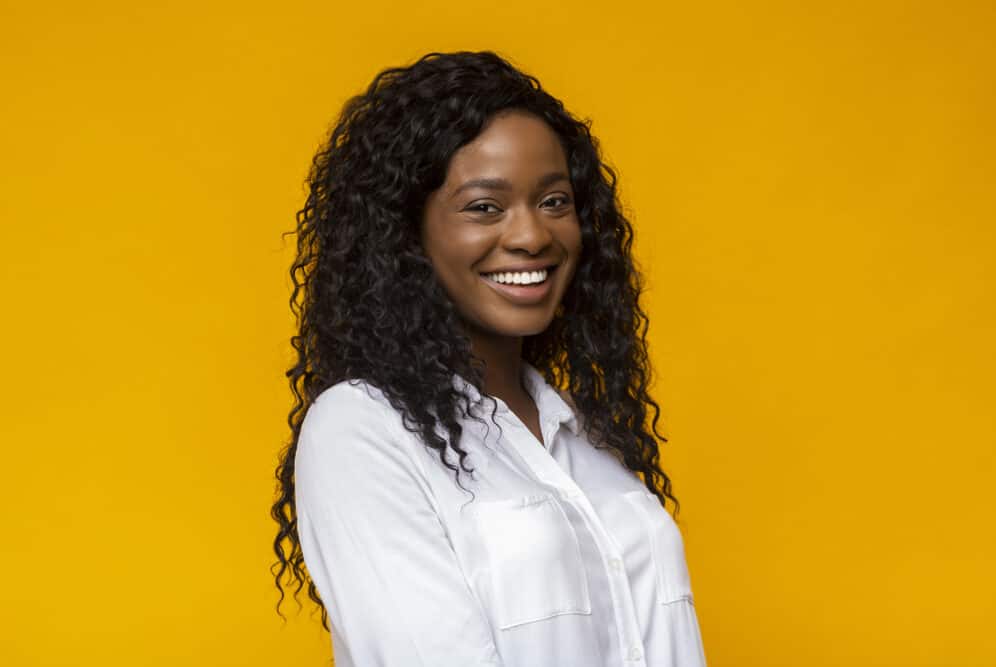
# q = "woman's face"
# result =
<box><xmin>420</xmin><ymin>109</ymin><xmax>582</xmax><ymax>347</ymax></box>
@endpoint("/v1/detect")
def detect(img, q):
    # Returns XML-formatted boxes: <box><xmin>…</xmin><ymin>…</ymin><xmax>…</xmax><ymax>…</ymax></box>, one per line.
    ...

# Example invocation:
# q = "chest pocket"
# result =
<box><xmin>471</xmin><ymin>492</ymin><xmax>592</xmax><ymax>630</ymax></box>
<box><xmin>623</xmin><ymin>490</ymin><xmax>694</xmax><ymax>605</ymax></box>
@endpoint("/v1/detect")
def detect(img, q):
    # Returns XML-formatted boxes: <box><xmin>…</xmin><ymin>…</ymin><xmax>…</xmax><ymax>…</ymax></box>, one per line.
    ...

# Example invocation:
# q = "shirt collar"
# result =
<box><xmin>452</xmin><ymin>361</ymin><xmax>581</xmax><ymax>437</ymax></box>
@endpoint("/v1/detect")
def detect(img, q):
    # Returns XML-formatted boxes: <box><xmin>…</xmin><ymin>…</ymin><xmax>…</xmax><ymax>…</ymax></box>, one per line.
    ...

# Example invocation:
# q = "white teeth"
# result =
<box><xmin>484</xmin><ymin>269</ymin><xmax>549</xmax><ymax>285</ymax></box>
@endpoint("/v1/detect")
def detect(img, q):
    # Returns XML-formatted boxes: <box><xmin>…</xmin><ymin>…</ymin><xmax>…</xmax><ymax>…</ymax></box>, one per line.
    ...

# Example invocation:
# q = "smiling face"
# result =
<box><xmin>420</xmin><ymin>109</ymin><xmax>582</xmax><ymax>350</ymax></box>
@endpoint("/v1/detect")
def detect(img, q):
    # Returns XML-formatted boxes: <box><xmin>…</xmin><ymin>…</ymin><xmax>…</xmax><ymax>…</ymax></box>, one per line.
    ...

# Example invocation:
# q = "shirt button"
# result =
<box><xmin>627</xmin><ymin>646</ymin><xmax>643</xmax><ymax>660</ymax></box>
<box><xmin>609</xmin><ymin>557</ymin><xmax>623</xmax><ymax>572</ymax></box>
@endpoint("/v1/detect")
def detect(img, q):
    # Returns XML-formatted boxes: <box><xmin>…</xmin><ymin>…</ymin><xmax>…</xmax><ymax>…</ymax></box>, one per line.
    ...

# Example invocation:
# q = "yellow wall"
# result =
<box><xmin>2</xmin><ymin>1</ymin><xmax>993</xmax><ymax>665</ymax></box>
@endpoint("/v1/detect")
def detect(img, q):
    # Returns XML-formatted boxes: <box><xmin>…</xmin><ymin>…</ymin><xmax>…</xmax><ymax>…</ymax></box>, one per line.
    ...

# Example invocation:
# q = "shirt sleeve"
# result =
<box><xmin>294</xmin><ymin>382</ymin><xmax>502</xmax><ymax>667</ymax></box>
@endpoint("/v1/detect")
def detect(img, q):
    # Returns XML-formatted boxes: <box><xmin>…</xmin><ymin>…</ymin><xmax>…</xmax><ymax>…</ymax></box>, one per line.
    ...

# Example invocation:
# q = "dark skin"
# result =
<box><xmin>420</xmin><ymin>109</ymin><xmax>583</xmax><ymax>446</ymax></box>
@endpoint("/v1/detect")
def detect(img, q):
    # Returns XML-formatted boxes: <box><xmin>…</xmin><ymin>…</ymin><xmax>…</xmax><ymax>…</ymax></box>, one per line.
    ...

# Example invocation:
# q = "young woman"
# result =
<box><xmin>272</xmin><ymin>50</ymin><xmax>707</xmax><ymax>666</ymax></box>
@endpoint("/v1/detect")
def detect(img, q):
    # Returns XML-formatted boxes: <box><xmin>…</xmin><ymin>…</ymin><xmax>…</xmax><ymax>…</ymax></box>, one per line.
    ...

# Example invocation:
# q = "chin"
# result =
<box><xmin>462</xmin><ymin>311</ymin><xmax>551</xmax><ymax>339</ymax></box>
<box><xmin>491</xmin><ymin>314</ymin><xmax>557</xmax><ymax>338</ymax></box>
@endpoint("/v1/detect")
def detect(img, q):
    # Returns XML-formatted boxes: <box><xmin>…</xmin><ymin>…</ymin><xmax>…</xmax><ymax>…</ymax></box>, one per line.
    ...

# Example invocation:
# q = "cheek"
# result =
<box><xmin>426</xmin><ymin>229</ymin><xmax>491</xmax><ymax>286</ymax></box>
<box><xmin>441</xmin><ymin>229</ymin><xmax>492</xmax><ymax>269</ymax></box>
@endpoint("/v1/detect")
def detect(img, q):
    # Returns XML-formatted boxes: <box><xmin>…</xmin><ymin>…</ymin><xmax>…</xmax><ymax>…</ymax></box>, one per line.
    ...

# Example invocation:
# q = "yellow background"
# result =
<box><xmin>2</xmin><ymin>1</ymin><xmax>994</xmax><ymax>665</ymax></box>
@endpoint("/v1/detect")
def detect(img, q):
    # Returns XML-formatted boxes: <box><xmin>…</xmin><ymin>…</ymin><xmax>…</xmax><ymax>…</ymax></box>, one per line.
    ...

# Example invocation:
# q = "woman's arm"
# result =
<box><xmin>294</xmin><ymin>383</ymin><xmax>501</xmax><ymax>667</ymax></box>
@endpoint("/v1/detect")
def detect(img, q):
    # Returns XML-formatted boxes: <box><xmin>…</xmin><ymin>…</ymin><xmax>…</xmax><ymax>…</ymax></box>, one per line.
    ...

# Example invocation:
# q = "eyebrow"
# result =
<box><xmin>449</xmin><ymin>171</ymin><xmax>570</xmax><ymax>199</ymax></box>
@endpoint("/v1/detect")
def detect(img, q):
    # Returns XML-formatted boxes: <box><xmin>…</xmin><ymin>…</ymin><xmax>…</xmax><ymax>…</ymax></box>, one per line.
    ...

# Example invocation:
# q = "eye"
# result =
<box><xmin>464</xmin><ymin>202</ymin><xmax>502</xmax><ymax>214</ymax></box>
<box><xmin>541</xmin><ymin>195</ymin><xmax>572</xmax><ymax>208</ymax></box>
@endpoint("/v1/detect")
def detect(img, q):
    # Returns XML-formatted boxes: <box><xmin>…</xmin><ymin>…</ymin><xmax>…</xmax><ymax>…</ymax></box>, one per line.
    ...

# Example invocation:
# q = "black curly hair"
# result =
<box><xmin>271</xmin><ymin>50</ymin><xmax>681</xmax><ymax>631</ymax></box>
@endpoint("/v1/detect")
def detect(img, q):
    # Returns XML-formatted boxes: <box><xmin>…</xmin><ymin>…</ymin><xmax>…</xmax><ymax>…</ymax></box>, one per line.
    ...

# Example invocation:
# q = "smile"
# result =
<box><xmin>481</xmin><ymin>268</ymin><xmax>549</xmax><ymax>285</ymax></box>
<box><xmin>479</xmin><ymin>266</ymin><xmax>557</xmax><ymax>305</ymax></box>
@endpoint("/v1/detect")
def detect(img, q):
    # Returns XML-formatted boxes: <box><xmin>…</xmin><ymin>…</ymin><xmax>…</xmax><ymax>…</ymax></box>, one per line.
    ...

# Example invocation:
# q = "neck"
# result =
<box><xmin>467</xmin><ymin>330</ymin><xmax>528</xmax><ymax>404</ymax></box>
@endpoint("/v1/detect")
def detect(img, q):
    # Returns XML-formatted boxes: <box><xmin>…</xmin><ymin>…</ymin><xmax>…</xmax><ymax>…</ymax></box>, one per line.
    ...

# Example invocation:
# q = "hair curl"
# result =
<box><xmin>271</xmin><ymin>50</ymin><xmax>681</xmax><ymax>631</ymax></box>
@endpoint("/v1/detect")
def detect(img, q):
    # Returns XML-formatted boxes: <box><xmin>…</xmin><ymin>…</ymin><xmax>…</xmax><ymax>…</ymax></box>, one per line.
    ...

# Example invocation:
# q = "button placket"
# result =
<box><xmin>499</xmin><ymin>398</ymin><xmax>647</xmax><ymax>667</ymax></box>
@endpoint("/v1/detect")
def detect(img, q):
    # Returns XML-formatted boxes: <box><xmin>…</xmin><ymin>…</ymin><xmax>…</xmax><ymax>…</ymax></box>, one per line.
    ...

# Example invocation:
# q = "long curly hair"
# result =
<box><xmin>271</xmin><ymin>50</ymin><xmax>681</xmax><ymax>631</ymax></box>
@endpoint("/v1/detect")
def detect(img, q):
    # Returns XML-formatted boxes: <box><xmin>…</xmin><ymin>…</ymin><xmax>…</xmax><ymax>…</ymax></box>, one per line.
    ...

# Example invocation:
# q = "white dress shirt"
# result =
<box><xmin>295</xmin><ymin>361</ymin><xmax>707</xmax><ymax>666</ymax></box>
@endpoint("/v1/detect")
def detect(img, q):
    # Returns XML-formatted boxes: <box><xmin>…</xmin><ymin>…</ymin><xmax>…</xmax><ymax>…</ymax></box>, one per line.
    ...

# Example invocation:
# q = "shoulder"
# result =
<box><xmin>308</xmin><ymin>379</ymin><xmax>398</xmax><ymax>423</ymax></box>
<box><xmin>296</xmin><ymin>380</ymin><xmax>409</xmax><ymax>468</ymax></box>
<box><xmin>295</xmin><ymin>380</ymin><xmax>425</xmax><ymax>509</ymax></box>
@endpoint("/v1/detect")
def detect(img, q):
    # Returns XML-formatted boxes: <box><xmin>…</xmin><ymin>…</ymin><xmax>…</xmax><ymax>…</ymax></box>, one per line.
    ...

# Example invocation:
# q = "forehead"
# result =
<box><xmin>443</xmin><ymin>111</ymin><xmax>567</xmax><ymax>184</ymax></box>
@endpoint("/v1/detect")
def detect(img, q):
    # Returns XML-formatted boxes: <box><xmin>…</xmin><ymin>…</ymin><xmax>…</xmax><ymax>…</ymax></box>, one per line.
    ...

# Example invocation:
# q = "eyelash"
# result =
<box><xmin>466</xmin><ymin>196</ymin><xmax>572</xmax><ymax>214</ymax></box>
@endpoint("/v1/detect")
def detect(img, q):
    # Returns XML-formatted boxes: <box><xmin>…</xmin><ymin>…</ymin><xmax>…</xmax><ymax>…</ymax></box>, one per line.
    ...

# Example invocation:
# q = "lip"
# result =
<box><xmin>480</xmin><ymin>262</ymin><xmax>559</xmax><ymax>274</ymax></box>
<box><xmin>480</xmin><ymin>265</ymin><xmax>557</xmax><ymax>305</ymax></box>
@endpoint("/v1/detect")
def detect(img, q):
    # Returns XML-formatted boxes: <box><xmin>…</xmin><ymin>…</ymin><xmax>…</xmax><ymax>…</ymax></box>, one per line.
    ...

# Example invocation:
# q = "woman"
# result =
<box><xmin>272</xmin><ymin>50</ymin><xmax>708</xmax><ymax>666</ymax></box>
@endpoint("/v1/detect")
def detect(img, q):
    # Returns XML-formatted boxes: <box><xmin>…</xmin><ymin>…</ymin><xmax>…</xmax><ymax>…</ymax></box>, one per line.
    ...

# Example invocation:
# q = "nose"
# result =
<box><xmin>501</xmin><ymin>205</ymin><xmax>554</xmax><ymax>255</ymax></box>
